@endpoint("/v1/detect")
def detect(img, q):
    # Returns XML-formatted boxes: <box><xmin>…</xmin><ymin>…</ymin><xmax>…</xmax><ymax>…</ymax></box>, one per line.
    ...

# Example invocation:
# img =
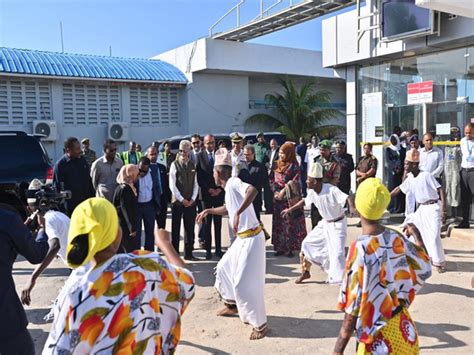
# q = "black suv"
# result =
<box><xmin>0</xmin><ymin>131</ymin><xmax>53</xmax><ymax>219</ymax></box>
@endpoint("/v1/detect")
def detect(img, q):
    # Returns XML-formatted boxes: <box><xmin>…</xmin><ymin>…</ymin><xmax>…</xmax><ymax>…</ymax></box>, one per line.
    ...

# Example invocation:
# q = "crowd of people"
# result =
<box><xmin>0</xmin><ymin>123</ymin><xmax>472</xmax><ymax>354</ymax></box>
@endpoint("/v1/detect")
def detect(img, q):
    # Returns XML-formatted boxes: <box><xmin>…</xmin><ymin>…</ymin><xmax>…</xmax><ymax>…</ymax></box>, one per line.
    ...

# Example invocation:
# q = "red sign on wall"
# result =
<box><xmin>407</xmin><ymin>81</ymin><xmax>433</xmax><ymax>105</ymax></box>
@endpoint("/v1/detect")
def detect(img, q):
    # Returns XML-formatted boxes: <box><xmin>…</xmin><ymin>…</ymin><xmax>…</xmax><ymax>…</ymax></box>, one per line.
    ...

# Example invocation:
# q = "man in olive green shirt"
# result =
<box><xmin>254</xmin><ymin>132</ymin><xmax>270</xmax><ymax>164</ymax></box>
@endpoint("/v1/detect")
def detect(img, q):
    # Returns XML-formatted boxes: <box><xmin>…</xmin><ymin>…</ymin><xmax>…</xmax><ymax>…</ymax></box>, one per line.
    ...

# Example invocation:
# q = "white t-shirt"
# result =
<box><xmin>460</xmin><ymin>137</ymin><xmax>474</xmax><ymax>169</ymax></box>
<box><xmin>44</xmin><ymin>210</ymin><xmax>70</xmax><ymax>263</ymax></box>
<box><xmin>400</xmin><ymin>171</ymin><xmax>441</xmax><ymax>204</ymax></box>
<box><xmin>225</xmin><ymin>177</ymin><xmax>260</xmax><ymax>233</ymax></box>
<box><xmin>304</xmin><ymin>184</ymin><xmax>348</xmax><ymax>221</ymax></box>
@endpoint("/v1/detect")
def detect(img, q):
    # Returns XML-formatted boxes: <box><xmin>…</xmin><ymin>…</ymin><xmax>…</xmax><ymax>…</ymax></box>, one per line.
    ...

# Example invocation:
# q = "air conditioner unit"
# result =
<box><xmin>108</xmin><ymin>122</ymin><xmax>129</xmax><ymax>141</ymax></box>
<box><xmin>33</xmin><ymin>120</ymin><xmax>57</xmax><ymax>141</ymax></box>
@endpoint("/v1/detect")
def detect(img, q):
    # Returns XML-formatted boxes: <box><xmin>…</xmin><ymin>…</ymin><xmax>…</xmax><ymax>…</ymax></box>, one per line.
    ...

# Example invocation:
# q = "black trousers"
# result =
<box><xmin>202</xmin><ymin>197</ymin><xmax>223</xmax><ymax>254</ymax></box>
<box><xmin>0</xmin><ymin>328</ymin><xmax>34</xmax><ymax>355</ymax></box>
<box><xmin>171</xmin><ymin>202</ymin><xmax>197</xmax><ymax>256</ymax></box>
<box><xmin>263</xmin><ymin>176</ymin><xmax>273</xmax><ymax>213</ymax></box>
<box><xmin>460</xmin><ymin>168</ymin><xmax>474</xmax><ymax>223</ymax></box>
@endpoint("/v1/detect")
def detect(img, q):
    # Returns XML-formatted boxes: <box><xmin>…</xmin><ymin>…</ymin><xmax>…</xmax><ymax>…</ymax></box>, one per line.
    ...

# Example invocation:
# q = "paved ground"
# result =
<box><xmin>13</xmin><ymin>215</ymin><xmax>474</xmax><ymax>354</ymax></box>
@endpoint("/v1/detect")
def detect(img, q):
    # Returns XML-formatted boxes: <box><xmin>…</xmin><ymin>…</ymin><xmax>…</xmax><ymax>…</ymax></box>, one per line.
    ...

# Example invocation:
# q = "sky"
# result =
<box><xmin>0</xmin><ymin>0</ymin><xmax>354</xmax><ymax>58</ymax></box>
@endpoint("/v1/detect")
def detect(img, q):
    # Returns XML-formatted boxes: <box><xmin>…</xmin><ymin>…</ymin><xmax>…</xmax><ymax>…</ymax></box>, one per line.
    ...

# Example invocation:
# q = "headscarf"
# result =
<box><xmin>66</xmin><ymin>198</ymin><xmax>119</xmax><ymax>268</ymax></box>
<box><xmin>388</xmin><ymin>134</ymin><xmax>400</xmax><ymax>151</ymax></box>
<box><xmin>355</xmin><ymin>178</ymin><xmax>390</xmax><ymax>221</ymax></box>
<box><xmin>116</xmin><ymin>164</ymin><xmax>139</xmax><ymax>196</ymax></box>
<box><xmin>275</xmin><ymin>142</ymin><xmax>297</xmax><ymax>174</ymax></box>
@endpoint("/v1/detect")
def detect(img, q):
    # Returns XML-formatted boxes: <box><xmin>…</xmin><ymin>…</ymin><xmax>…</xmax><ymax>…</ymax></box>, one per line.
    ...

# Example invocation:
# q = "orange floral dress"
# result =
<box><xmin>43</xmin><ymin>250</ymin><xmax>195</xmax><ymax>354</ymax></box>
<box><xmin>337</xmin><ymin>230</ymin><xmax>432</xmax><ymax>353</ymax></box>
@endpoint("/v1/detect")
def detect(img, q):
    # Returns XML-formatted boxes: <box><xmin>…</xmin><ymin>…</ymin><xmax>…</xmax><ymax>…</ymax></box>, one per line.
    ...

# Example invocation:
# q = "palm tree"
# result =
<box><xmin>245</xmin><ymin>78</ymin><xmax>342</xmax><ymax>141</ymax></box>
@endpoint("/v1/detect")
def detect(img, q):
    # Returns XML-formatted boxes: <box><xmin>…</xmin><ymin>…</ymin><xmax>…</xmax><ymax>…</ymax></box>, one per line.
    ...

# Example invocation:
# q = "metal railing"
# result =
<box><xmin>209</xmin><ymin>0</ymin><xmax>302</xmax><ymax>37</ymax></box>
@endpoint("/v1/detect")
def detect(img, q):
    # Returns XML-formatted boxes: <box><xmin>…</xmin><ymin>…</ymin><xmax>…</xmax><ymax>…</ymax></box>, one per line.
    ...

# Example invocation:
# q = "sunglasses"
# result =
<box><xmin>192</xmin><ymin>141</ymin><xmax>200</xmax><ymax>145</ymax></box>
<box><xmin>206</xmin><ymin>141</ymin><xmax>216</xmax><ymax>145</ymax></box>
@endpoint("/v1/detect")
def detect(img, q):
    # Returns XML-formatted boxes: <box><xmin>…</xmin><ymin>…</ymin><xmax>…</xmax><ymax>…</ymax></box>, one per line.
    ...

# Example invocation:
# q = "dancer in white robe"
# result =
<box><xmin>282</xmin><ymin>162</ymin><xmax>355</xmax><ymax>285</ymax></box>
<box><xmin>196</xmin><ymin>148</ymin><xmax>267</xmax><ymax>340</ymax></box>
<box><xmin>391</xmin><ymin>148</ymin><xmax>447</xmax><ymax>272</ymax></box>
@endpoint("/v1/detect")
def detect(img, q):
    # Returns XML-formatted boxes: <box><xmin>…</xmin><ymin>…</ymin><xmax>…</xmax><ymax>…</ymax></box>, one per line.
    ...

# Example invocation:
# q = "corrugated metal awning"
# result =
<box><xmin>0</xmin><ymin>47</ymin><xmax>187</xmax><ymax>84</ymax></box>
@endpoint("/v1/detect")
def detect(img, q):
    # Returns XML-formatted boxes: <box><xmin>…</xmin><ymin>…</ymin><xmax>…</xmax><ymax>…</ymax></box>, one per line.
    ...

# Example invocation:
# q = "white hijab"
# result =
<box><xmin>388</xmin><ymin>134</ymin><xmax>401</xmax><ymax>152</ymax></box>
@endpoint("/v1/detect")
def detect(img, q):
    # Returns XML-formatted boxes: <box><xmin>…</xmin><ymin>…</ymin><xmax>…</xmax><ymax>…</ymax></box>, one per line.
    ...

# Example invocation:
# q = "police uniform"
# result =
<box><xmin>355</xmin><ymin>155</ymin><xmax>378</xmax><ymax>187</ymax></box>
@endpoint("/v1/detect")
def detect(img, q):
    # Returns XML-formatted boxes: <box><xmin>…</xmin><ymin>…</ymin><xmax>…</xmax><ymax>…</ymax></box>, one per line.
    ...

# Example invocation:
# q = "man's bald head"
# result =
<box><xmin>147</xmin><ymin>146</ymin><xmax>158</xmax><ymax>163</ymax></box>
<box><xmin>465</xmin><ymin>123</ymin><xmax>474</xmax><ymax>140</ymax></box>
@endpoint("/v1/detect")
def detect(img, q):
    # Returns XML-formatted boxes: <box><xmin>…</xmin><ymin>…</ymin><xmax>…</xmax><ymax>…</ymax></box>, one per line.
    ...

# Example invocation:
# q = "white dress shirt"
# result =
<box><xmin>419</xmin><ymin>147</ymin><xmax>444</xmax><ymax>178</ymax></box>
<box><xmin>169</xmin><ymin>160</ymin><xmax>199</xmax><ymax>202</ymax></box>
<box><xmin>231</xmin><ymin>150</ymin><xmax>246</xmax><ymax>177</ymax></box>
<box><xmin>305</xmin><ymin>146</ymin><xmax>321</xmax><ymax>172</ymax></box>
<box><xmin>460</xmin><ymin>137</ymin><xmax>474</xmax><ymax>169</ymax></box>
<box><xmin>138</xmin><ymin>171</ymin><xmax>153</xmax><ymax>203</ymax></box>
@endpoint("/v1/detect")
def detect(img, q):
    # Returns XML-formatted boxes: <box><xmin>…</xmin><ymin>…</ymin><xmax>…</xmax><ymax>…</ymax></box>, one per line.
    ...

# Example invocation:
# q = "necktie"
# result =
<box><xmin>209</xmin><ymin>153</ymin><xmax>214</xmax><ymax>169</ymax></box>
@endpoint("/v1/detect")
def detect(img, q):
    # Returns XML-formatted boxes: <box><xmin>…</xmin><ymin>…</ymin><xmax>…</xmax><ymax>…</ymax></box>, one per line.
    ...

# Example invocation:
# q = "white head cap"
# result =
<box><xmin>27</xmin><ymin>178</ymin><xmax>43</xmax><ymax>204</ymax></box>
<box><xmin>308</xmin><ymin>162</ymin><xmax>323</xmax><ymax>179</ymax></box>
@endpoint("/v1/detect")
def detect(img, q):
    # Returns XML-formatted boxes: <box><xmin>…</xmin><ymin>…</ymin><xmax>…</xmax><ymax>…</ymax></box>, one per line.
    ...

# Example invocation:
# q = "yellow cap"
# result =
<box><xmin>67</xmin><ymin>198</ymin><xmax>118</xmax><ymax>268</ymax></box>
<box><xmin>355</xmin><ymin>178</ymin><xmax>390</xmax><ymax>221</ymax></box>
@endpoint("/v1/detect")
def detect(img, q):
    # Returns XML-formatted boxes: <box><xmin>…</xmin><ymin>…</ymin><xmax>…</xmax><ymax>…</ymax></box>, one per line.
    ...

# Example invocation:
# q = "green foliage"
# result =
<box><xmin>245</xmin><ymin>78</ymin><xmax>342</xmax><ymax>141</ymax></box>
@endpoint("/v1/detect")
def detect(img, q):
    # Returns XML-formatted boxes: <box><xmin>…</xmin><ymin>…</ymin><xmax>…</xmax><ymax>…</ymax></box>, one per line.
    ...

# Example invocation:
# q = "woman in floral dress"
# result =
<box><xmin>333</xmin><ymin>178</ymin><xmax>432</xmax><ymax>355</ymax></box>
<box><xmin>270</xmin><ymin>142</ymin><xmax>307</xmax><ymax>257</ymax></box>
<box><xmin>43</xmin><ymin>198</ymin><xmax>195</xmax><ymax>355</ymax></box>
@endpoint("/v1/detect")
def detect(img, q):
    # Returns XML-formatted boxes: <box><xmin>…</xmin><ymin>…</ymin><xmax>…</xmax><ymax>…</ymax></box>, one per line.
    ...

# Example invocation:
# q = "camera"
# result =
<box><xmin>26</xmin><ymin>184</ymin><xmax>71</xmax><ymax>215</ymax></box>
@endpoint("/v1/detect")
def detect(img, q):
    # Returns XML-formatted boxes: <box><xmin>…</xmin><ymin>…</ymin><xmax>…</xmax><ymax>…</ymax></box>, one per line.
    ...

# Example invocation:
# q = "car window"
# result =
<box><xmin>0</xmin><ymin>136</ymin><xmax>49</xmax><ymax>172</ymax></box>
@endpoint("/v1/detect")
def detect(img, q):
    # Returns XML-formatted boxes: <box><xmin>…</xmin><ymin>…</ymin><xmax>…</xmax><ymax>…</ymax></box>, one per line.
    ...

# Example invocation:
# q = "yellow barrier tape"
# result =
<box><xmin>360</xmin><ymin>141</ymin><xmax>461</xmax><ymax>146</ymax></box>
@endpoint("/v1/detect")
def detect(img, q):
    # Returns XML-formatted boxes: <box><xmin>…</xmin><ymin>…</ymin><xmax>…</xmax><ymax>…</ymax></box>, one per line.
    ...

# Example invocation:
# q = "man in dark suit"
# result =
<box><xmin>146</xmin><ymin>146</ymin><xmax>169</xmax><ymax>229</ymax></box>
<box><xmin>135</xmin><ymin>156</ymin><xmax>161</xmax><ymax>251</ymax></box>
<box><xmin>263</xmin><ymin>138</ymin><xmax>279</xmax><ymax>213</ymax></box>
<box><xmin>239</xmin><ymin>145</ymin><xmax>266</xmax><ymax>221</ymax></box>
<box><xmin>196</xmin><ymin>134</ymin><xmax>225</xmax><ymax>259</ymax></box>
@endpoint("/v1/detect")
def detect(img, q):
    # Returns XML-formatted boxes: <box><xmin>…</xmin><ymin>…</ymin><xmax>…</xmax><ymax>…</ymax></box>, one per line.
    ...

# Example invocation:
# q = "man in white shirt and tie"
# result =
<box><xmin>304</xmin><ymin>134</ymin><xmax>320</xmax><ymax>174</ymax></box>
<box><xmin>419</xmin><ymin>132</ymin><xmax>444</xmax><ymax>183</ymax></box>
<box><xmin>136</xmin><ymin>157</ymin><xmax>156</xmax><ymax>251</ymax></box>
<box><xmin>457</xmin><ymin>123</ymin><xmax>474</xmax><ymax>228</ymax></box>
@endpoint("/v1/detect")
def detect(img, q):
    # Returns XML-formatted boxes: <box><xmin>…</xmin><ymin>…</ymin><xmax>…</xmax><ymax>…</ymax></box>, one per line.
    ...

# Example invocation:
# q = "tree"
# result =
<box><xmin>245</xmin><ymin>78</ymin><xmax>342</xmax><ymax>142</ymax></box>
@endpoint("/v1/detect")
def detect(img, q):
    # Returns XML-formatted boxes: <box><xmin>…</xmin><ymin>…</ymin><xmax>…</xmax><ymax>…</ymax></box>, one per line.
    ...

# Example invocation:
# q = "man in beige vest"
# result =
<box><xmin>169</xmin><ymin>140</ymin><xmax>199</xmax><ymax>260</ymax></box>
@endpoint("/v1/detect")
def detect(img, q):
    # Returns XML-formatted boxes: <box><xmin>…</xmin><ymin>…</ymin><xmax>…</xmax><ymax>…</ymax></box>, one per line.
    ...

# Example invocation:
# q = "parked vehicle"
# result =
<box><xmin>0</xmin><ymin>131</ymin><xmax>53</xmax><ymax>219</ymax></box>
<box><xmin>159</xmin><ymin>132</ymin><xmax>287</xmax><ymax>153</ymax></box>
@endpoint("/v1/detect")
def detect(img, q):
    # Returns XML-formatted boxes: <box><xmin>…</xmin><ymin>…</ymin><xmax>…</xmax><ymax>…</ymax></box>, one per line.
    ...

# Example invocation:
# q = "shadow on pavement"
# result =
<box><xmin>266</xmin><ymin>315</ymin><xmax>340</xmax><ymax>339</ymax></box>
<box><xmin>418</xmin><ymin>283</ymin><xmax>474</xmax><ymax>298</ymax></box>
<box><xmin>13</xmin><ymin>267</ymin><xmax>71</xmax><ymax>278</ymax></box>
<box><xmin>179</xmin><ymin>340</ymin><xmax>231</xmax><ymax>354</ymax></box>
<box><xmin>417</xmin><ymin>321</ymin><xmax>470</xmax><ymax>350</ymax></box>
<box><xmin>26</xmin><ymin>308</ymin><xmax>53</xmax><ymax>325</ymax></box>
<box><xmin>29</xmin><ymin>328</ymin><xmax>49</xmax><ymax>353</ymax></box>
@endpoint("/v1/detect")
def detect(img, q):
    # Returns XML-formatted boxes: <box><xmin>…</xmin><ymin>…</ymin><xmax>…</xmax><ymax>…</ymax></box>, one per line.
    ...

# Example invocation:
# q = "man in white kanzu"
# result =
<box><xmin>196</xmin><ymin>148</ymin><xmax>268</xmax><ymax>340</ymax></box>
<box><xmin>391</xmin><ymin>148</ymin><xmax>447</xmax><ymax>273</ymax></box>
<box><xmin>282</xmin><ymin>162</ymin><xmax>355</xmax><ymax>285</ymax></box>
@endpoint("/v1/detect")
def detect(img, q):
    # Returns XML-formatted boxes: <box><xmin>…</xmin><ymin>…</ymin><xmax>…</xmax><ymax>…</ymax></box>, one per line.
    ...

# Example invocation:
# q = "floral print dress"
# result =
<box><xmin>43</xmin><ymin>250</ymin><xmax>195</xmax><ymax>355</ymax></box>
<box><xmin>337</xmin><ymin>230</ymin><xmax>432</xmax><ymax>354</ymax></box>
<box><xmin>270</xmin><ymin>163</ymin><xmax>307</xmax><ymax>253</ymax></box>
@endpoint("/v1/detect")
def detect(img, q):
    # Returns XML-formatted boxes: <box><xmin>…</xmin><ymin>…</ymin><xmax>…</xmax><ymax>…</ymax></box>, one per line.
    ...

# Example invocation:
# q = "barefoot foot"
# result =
<box><xmin>295</xmin><ymin>271</ymin><xmax>311</xmax><ymax>284</ymax></box>
<box><xmin>217</xmin><ymin>307</ymin><xmax>238</xmax><ymax>317</ymax></box>
<box><xmin>250</xmin><ymin>326</ymin><xmax>268</xmax><ymax>340</ymax></box>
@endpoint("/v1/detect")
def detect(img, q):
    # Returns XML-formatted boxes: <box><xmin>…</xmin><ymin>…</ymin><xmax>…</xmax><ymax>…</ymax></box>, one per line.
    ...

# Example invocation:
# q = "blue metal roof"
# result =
<box><xmin>0</xmin><ymin>47</ymin><xmax>187</xmax><ymax>84</ymax></box>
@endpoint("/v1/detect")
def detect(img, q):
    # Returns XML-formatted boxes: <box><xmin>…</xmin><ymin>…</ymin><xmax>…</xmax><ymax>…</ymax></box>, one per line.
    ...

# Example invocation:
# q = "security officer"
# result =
<box><xmin>81</xmin><ymin>138</ymin><xmax>97</xmax><ymax>167</ymax></box>
<box><xmin>310</xmin><ymin>139</ymin><xmax>341</xmax><ymax>228</ymax></box>
<box><xmin>121</xmin><ymin>141</ymin><xmax>142</xmax><ymax>165</ymax></box>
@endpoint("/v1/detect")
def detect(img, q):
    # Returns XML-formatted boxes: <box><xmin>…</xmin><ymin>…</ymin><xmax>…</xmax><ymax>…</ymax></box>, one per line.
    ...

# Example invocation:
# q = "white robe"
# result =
<box><xmin>215</xmin><ymin>177</ymin><xmax>267</xmax><ymax>329</ymax></box>
<box><xmin>301</xmin><ymin>218</ymin><xmax>347</xmax><ymax>284</ymax></box>
<box><xmin>412</xmin><ymin>203</ymin><xmax>446</xmax><ymax>266</ymax></box>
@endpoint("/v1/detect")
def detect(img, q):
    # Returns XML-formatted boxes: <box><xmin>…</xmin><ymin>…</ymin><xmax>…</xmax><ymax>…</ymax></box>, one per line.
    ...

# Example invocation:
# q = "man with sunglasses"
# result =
<box><xmin>90</xmin><ymin>139</ymin><xmax>123</xmax><ymax>202</ymax></box>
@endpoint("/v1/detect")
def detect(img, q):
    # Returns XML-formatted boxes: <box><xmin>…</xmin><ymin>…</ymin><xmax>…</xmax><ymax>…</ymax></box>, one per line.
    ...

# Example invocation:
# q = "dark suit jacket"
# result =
<box><xmin>196</xmin><ymin>150</ymin><xmax>224</xmax><ymax>204</ymax></box>
<box><xmin>238</xmin><ymin>160</ymin><xmax>266</xmax><ymax>211</ymax></box>
<box><xmin>264</xmin><ymin>148</ymin><xmax>280</xmax><ymax>172</ymax></box>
